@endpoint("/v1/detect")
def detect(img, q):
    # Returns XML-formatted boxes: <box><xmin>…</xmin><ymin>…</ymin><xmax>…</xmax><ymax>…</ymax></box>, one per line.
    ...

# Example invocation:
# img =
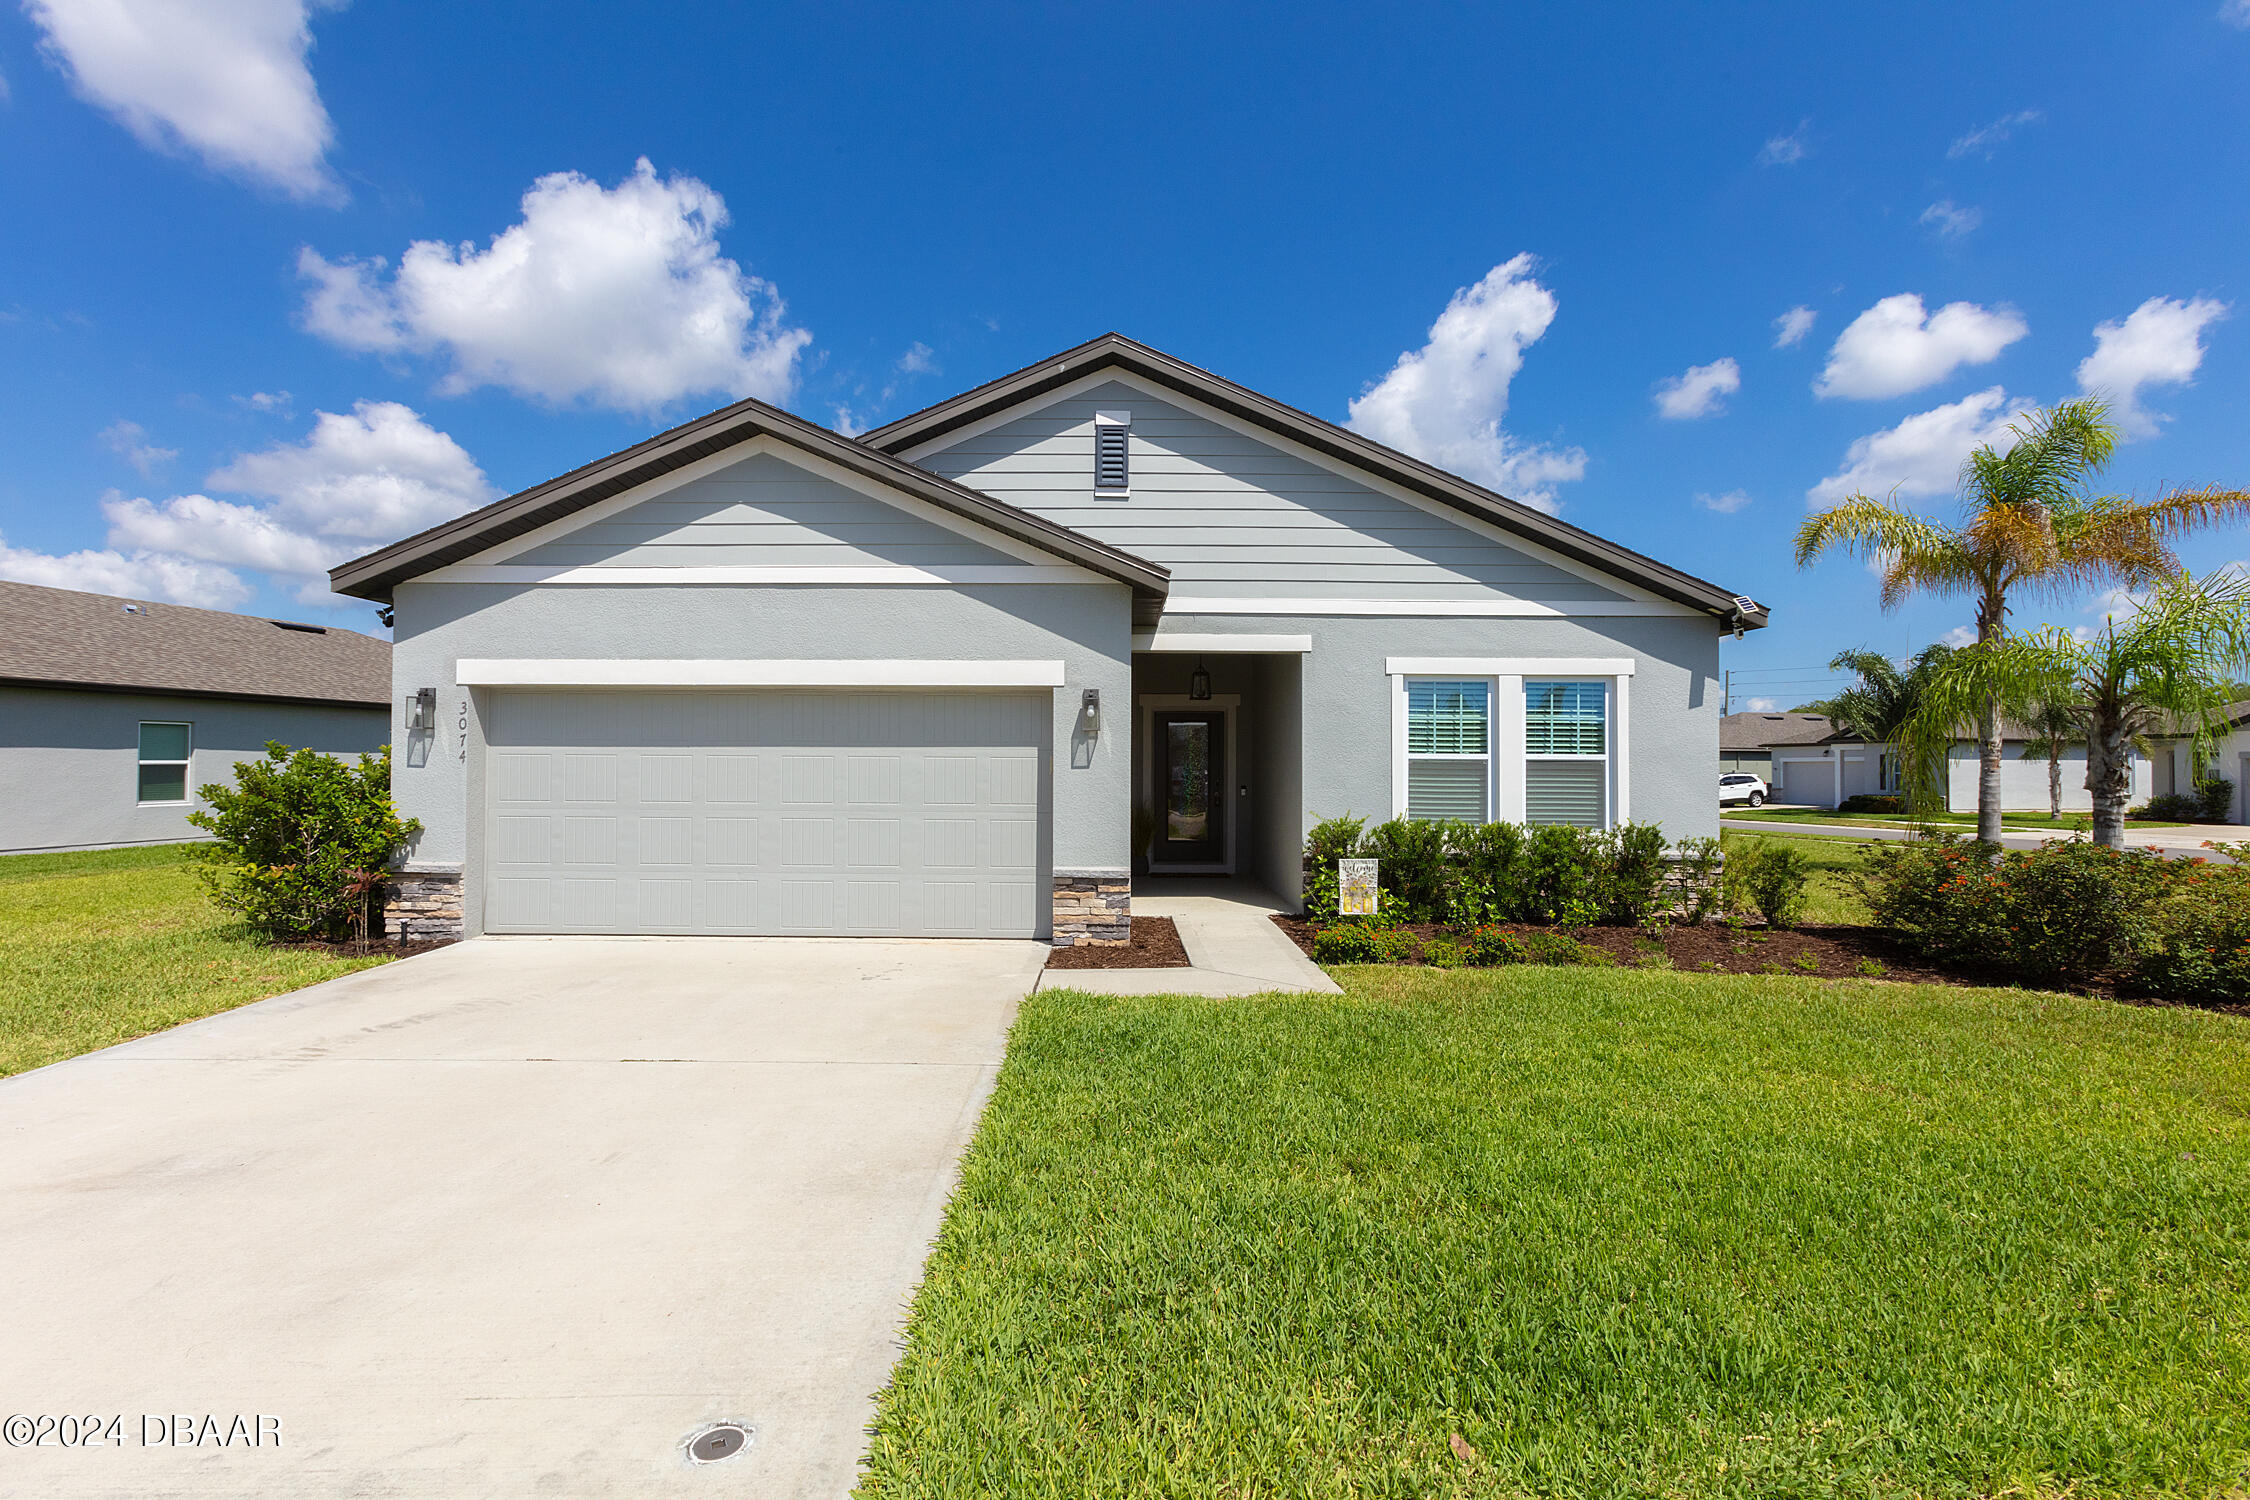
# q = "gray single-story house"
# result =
<box><xmin>0</xmin><ymin>580</ymin><xmax>392</xmax><ymax>853</ymax></box>
<box><xmin>1728</xmin><ymin>707</ymin><xmax>2152</xmax><ymax>812</ymax></box>
<box><xmin>331</xmin><ymin>334</ymin><xmax>1768</xmax><ymax>944</ymax></box>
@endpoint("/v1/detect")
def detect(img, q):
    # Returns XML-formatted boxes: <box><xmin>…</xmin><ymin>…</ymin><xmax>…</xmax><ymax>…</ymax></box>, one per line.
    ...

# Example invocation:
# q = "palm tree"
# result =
<box><xmin>2016</xmin><ymin>694</ymin><xmax>2084</xmax><ymax>819</ymax></box>
<box><xmin>1811</xmin><ymin>645</ymin><xmax>1954</xmax><ymax>796</ymax></box>
<box><xmin>1794</xmin><ymin>398</ymin><xmax>2250</xmax><ymax>843</ymax></box>
<box><xmin>1901</xmin><ymin>573</ymin><xmax>2250</xmax><ymax>847</ymax></box>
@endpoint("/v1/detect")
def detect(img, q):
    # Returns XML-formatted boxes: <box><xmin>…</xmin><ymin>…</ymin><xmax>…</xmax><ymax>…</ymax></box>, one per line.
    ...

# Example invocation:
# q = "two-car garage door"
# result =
<box><xmin>483</xmin><ymin>689</ymin><xmax>1046</xmax><ymax>937</ymax></box>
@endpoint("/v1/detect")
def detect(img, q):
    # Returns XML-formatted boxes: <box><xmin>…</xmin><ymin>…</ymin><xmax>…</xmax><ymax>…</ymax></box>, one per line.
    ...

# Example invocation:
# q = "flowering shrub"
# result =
<box><xmin>1311</xmin><ymin>921</ymin><xmax>1416</xmax><ymax>964</ymax></box>
<box><xmin>2129</xmin><ymin>844</ymin><xmax>2250</xmax><ymax>1002</ymax></box>
<box><xmin>1862</xmin><ymin>835</ymin><xmax>2169</xmax><ymax>985</ymax></box>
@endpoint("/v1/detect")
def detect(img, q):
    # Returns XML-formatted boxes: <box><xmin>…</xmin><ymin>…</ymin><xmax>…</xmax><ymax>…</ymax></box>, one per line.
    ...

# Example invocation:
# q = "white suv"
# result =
<box><xmin>1720</xmin><ymin>772</ymin><xmax>1768</xmax><ymax>808</ymax></box>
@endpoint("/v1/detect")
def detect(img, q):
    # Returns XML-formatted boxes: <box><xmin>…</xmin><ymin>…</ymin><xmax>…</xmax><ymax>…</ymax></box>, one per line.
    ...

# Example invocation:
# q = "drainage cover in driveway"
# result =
<box><xmin>687</xmin><ymin>1423</ymin><xmax>753</xmax><ymax>1463</ymax></box>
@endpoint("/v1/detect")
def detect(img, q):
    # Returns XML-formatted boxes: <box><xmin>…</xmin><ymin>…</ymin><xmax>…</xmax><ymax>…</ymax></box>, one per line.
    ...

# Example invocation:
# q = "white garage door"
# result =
<box><xmin>1774</xmin><ymin>759</ymin><xmax>1830</xmax><ymax>806</ymax></box>
<box><xmin>483</xmin><ymin>689</ymin><xmax>1046</xmax><ymax>937</ymax></box>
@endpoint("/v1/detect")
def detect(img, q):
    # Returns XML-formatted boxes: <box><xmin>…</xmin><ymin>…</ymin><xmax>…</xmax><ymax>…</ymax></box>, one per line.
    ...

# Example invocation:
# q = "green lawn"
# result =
<box><xmin>861</xmin><ymin>969</ymin><xmax>2250</xmax><ymax>1499</ymax></box>
<box><xmin>1726</xmin><ymin>807</ymin><xmax>2188</xmax><ymax>832</ymax></box>
<box><xmin>0</xmin><ymin>843</ymin><xmax>403</xmax><ymax>1078</ymax></box>
<box><xmin>1719</xmin><ymin>828</ymin><xmax>1879</xmax><ymax>924</ymax></box>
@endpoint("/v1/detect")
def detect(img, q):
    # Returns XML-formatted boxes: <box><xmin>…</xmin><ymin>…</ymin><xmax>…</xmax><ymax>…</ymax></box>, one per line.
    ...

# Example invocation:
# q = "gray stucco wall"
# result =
<box><xmin>0</xmin><ymin>685</ymin><xmax>388</xmax><ymax>853</ymax></box>
<box><xmin>1153</xmin><ymin>611</ymin><xmax>1724</xmax><ymax>854</ymax></box>
<box><xmin>386</xmin><ymin>579</ymin><xmax>1134</xmax><ymax>937</ymax></box>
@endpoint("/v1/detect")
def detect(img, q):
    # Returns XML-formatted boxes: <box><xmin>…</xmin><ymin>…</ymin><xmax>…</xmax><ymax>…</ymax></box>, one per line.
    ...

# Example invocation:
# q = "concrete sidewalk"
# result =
<box><xmin>1037</xmin><ymin>879</ymin><xmax>1340</xmax><ymax>996</ymax></box>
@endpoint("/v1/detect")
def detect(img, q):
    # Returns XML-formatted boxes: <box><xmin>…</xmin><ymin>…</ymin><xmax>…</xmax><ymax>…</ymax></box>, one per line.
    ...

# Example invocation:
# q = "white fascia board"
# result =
<box><xmin>421</xmin><ymin>564</ymin><xmax>1087</xmax><ymax>586</ymax></box>
<box><xmin>1131</xmin><ymin>631</ymin><xmax>1313</xmax><ymax>653</ymax></box>
<box><xmin>1166</xmin><ymin>597</ymin><xmax>1696</xmax><ymax>618</ymax></box>
<box><xmin>1386</xmin><ymin>656</ymin><xmax>1636</xmax><ymax>677</ymax></box>
<box><xmin>455</xmin><ymin>659</ymin><xmax>1068</xmax><ymax>688</ymax></box>
<box><xmin>901</xmin><ymin>367</ymin><xmax>1680</xmax><ymax>607</ymax></box>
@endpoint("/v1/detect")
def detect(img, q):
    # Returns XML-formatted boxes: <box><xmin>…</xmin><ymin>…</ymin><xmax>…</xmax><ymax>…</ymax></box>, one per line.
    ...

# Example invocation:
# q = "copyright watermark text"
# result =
<box><xmin>4</xmin><ymin>1414</ymin><xmax>281</xmax><ymax>1448</ymax></box>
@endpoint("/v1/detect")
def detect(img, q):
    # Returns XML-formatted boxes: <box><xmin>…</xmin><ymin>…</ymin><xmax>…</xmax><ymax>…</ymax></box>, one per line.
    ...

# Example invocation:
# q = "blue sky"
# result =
<box><xmin>2</xmin><ymin>2</ymin><xmax>2245</xmax><ymax>709</ymax></box>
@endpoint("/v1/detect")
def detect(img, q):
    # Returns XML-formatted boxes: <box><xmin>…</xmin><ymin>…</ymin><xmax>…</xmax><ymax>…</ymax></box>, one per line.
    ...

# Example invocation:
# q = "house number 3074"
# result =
<box><xmin>457</xmin><ymin>699</ymin><xmax>469</xmax><ymax>762</ymax></box>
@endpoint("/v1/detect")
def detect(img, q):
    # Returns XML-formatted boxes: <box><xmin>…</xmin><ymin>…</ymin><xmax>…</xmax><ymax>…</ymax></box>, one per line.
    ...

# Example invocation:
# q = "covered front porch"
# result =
<box><xmin>1128</xmin><ymin>638</ymin><xmax>1306</xmax><ymax>909</ymax></box>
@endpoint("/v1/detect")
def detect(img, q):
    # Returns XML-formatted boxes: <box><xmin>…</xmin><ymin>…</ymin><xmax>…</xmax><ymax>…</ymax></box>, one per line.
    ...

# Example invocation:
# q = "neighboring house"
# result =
<box><xmin>2147</xmin><ymin>700</ymin><xmax>2250</xmax><ymax>821</ymax></box>
<box><xmin>331</xmin><ymin>333</ymin><xmax>1768</xmax><ymax>944</ymax></box>
<box><xmin>0</xmin><ymin>581</ymin><xmax>391</xmax><ymax>854</ymax></box>
<box><xmin>1728</xmin><ymin>707</ymin><xmax>2150</xmax><ymax>812</ymax></box>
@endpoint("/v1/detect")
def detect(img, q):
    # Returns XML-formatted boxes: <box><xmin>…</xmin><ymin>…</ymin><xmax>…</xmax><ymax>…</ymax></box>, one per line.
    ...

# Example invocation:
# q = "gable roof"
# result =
<box><xmin>329</xmin><ymin>392</ymin><xmax>1172</xmax><ymax>604</ymax></box>
<box><xmin>864</xmin><ymin>333</ymin><xmax>1769</xmax><ymax>629</ymax></box>
<box><xmin>1722</xmin><ymin>711</ymin><xmax>1854</xmax><ymax>751</ymax></box>
<box><xmin>0</xmin><ymin>579</ymin><xmax>389</xmax><ymax>707</ymax></box>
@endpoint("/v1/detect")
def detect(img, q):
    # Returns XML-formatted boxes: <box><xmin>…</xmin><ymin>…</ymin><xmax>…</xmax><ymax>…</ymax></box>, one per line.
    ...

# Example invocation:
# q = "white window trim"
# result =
<box><xmin>137</xmin><ymin>720</ymin><xmax>193</xmax><ymax>807</ymax></box>
<box><xmin>454</xmin><ymin>658</ymin><xmax>1067</xmax><ymax>688</ymax></box>
<box><xmin>1388</xmin><ymin>668</ymin><xmax>1630</xmax><ymax>827</ymax></box>
<box><xmin>1138</xmin><ymin>693</ymin><xmax>1239</xmax><ymax>874</ymax></box>
<box><xmin>1523</xmin><ymin>677</ymin><xmax>1619</xmax><ymax>829</ymax></box>
<box><xmin>1396</xmin><ymin>676</ymin><xmax>1497</xmax><ymax>825</ymax></box>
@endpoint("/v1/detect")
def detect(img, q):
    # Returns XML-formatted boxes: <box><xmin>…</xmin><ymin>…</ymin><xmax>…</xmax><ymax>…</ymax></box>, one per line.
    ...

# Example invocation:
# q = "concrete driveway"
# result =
<box><xmin>0</xmin><ymin>936</ymin><xmax>1046</xmax><ymax>1499</ymax></box>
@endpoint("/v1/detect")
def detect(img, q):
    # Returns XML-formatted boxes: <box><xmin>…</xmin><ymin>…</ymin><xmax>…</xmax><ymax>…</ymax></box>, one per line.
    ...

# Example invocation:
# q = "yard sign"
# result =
<box><xmin>1338</xmin><ymin>858</ymin><xmax>1378</xmax><ymax>916</ymax></box>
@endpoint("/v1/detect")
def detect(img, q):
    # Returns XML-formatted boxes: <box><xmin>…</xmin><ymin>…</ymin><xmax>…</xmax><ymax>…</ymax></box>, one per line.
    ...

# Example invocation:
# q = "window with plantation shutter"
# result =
<box><xmin>1405</xmin><ymin>679</ymin><xmax>1489</xmax><ymax>822</ymax></box>
<box><xmin>1525</xmin><ymin>681</ymin><xmax>1607</xmax><ymax>826</ymax></box>
<box><xmin>1093</xmin><ymin>411</ymin><xmax>1129</xmax><ymax>493</ymax></box>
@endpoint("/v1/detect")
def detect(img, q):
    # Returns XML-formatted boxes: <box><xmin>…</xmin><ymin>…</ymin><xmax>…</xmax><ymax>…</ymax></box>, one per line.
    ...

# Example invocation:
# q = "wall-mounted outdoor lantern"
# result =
<box><xmin>1079</xmin><ymin>687</ymin><xmax>1101</xmax><ymax>735</ymax></box>
<box><xmin>1189</xmin><ymin>658</ymin><xmax>1212</xmax><ymax>701</ymax></box>
<box><xmin>407</xmin><ymin>687</ymin><xmax>437</xmax><ymax>732</ymax></box>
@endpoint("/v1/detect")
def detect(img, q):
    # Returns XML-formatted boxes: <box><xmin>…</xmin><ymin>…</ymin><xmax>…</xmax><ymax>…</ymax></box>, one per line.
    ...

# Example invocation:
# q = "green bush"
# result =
<box><xmin>1671</xmin><ymin>836</ymin><xmax>1724</xmax><ymax>924</ymax></box>
<box><xmin>2134</xmin><ymin>792</ymin><xmax>2208</xmax><ymax>821</ymax></box>
<box><xmin>2131</xmin><ymin>845</ymin><xmax>2250</xmax><ymax>1001</ymax></box>
<box><xmin>1311</xmin><ymin>922</ymin><xmax>1415</xmax><ymax>964</ymax></box>
<box><xmin>1520</xmin><ymin>824</ymin><xmax>1602</xmax><ymax>925</ymax></box>
<box><xmin>2196</xmin><ymin>777</ymin><xmax>2235</xmax><ymax>823</ymax></box>
<box><xmin>1838</xmin><ymin>794</ymin><xmax>1905</xmax><ymax>814</ymax></box>
<box><xmin>1594</xmin><ymin>822</ymin><xmax>1670</xmax><ymax>925</ymax></box>
<box><xmin>1443</xmin><ymin>819</ymin><xmax>1523</xmax><ymax>926</ymax></box>
<box><xmin>1724</xmin><ymin>838</ymin><xmax>1813</xmax><ymax>929</ymax></box>
<box><xmin>1420</xmin><ymin>937</ymin><xmax>1466</xmax><ymax>969</ymax></box>
<box><xmin>1864</xmin><ymin>835</ymin><xmax>2172</xmax><ymax>986</ymax></box>
<box><xmin>186</xmin><ymin>742</ymin><xmax>420</xmax><ymax>942</ymax></box>
<box><xmin>1301</xmin><ymin>814</ymin><xmax>1368</xmax><ymax>922</ymax></box>
<box><xmin>1359</xmin><ymin>817</ymin><xmax>1449</xmax><ymax>921</ymax></box>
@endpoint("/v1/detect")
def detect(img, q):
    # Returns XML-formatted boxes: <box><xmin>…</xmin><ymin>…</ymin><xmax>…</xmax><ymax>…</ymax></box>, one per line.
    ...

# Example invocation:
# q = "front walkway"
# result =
<box><xmin>0</xmin><ymin>935</ymin><xmax>1046</xmax><ymax>1497</ymax></box>
<box><xmin>1037</xmin><ymin>878</ymin><xmax>1340</xmax><ymax>996</ymax></box>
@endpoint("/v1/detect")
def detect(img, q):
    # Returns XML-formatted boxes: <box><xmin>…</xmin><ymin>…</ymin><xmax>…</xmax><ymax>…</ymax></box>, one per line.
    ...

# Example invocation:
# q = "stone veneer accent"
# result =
<box><xmin>1051</xmin><ymin>871</ymin><xmax>1130</xmax><ymax>947</ymax></box>
<box><xmin>385</xmin><ymin>869</ymin><xmax>464</xmax><ymax>942</ymax></box>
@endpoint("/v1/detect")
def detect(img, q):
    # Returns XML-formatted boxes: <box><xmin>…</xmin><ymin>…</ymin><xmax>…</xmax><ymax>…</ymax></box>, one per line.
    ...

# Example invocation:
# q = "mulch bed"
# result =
<box><xmin>1045</xmin><ymin>916</ymin><xmax>1191</xmax><ymax>970</ymax></box>
<box><xmin>271</xmin><ymin>936</ymin><xmax>458</xmax><ymax>959</ymax></box>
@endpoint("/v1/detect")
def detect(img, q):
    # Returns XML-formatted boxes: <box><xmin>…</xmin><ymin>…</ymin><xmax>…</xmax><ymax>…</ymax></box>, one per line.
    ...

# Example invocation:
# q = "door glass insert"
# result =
<box><xmin>1165</xmin><ymin>720</ymin><xmax>1212</xmax><ymax>841</ymax></box>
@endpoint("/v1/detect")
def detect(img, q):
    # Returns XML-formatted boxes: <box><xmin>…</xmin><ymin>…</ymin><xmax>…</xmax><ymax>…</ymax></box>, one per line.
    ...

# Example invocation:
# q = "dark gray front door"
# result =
<box><xmin>1154</xmin><ymin>710</ymin><xmax>1225</xmax><ymax>865</ymax></box>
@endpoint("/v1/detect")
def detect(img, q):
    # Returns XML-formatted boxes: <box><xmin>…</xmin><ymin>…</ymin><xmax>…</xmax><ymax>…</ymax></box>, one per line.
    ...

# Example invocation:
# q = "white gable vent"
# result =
<box><xmin>1093</xmin><ymin>410</ymin><xmax>1130</xmax><ymax>495</ymax></box>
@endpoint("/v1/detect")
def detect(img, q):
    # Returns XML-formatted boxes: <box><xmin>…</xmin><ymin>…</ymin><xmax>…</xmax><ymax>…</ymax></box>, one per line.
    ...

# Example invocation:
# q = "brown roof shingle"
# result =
<box><xmin>0</xmin><ymin>580</ymin><xmax>389</xmax><ymax>706</ymax></box>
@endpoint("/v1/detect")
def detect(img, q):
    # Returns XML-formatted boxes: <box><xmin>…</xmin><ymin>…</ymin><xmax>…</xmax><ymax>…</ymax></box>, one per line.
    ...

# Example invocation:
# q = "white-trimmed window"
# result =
<box><xmin>137</xmin><ymin>721</ymin><xmax>192</xmax><ymax>805</ymax></box>
<box><xmin>1524</xmin><ymin>680</ymin><xmax>1607</xmax><ymax>826</ymax></box>
<box><xmin>1877</xmin><ymin>751</ymin><xmax>1898</xmax><ymax>792</ymax></box>
<box><xmin>1405</xmin><ymin>678</ymin><xmax>1490</xmax><ymax>821</ymax></box>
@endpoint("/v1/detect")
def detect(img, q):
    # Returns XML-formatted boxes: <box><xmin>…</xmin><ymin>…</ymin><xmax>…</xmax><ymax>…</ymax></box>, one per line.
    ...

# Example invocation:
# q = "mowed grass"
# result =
<box><xmin>861</xmin><ymin>968</ymin><xmax>2250</xmax><ymax>1499</ymax></box>
<box><xmin>1726</xmin><ymin>807</ymin><xmax>2185</xmax><ymax>832</ymax></box>
<box><xmin>0</xmin><ymin>843</ymin><xmax>401</xmax><ymax>1078</ymax></box>
<box><xmin>1719</xmin><ymin>829</ymin><xmax>1879</xmax><ymax>925</ymax></box>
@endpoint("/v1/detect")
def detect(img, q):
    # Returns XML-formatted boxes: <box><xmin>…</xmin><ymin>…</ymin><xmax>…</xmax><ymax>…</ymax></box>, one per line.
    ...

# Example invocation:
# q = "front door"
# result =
<box><xmin>1154</xmin><ymin>710</ymin><xmax>1226</xmax><ymax>865</ymax></box>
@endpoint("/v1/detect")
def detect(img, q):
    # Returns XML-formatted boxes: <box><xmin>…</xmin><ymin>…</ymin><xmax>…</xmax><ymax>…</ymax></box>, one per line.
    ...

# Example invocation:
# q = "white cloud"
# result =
<box><xmin>1346</xmin><ymin>255</ymin><xmax>1587</xmax><ymax>513</ymax></box>
<box><xmin>1919</xmin><ymin>199</ymin><xmax>1983</xmax><ymax>241</ymax></box>
<box><xmin>1758</xmin><ymin>121</ymin><xmax>1810</xmax><ymax>166</ymax></box>
<box><xmin>2074</xmin><ymin>295</ymin><xmax>2229</xmax><ymax>438</ymax></box>
<box><xmin>101</xmin><ymin>490</ymin><xmax>336</xmax><ymax>574</ymax></box>
<box><xmin>1938</xmin><ymin>624</ymin><xmax>1979</xmax><ymax>648</ymax></box>
<box><xmin>24</xmin><ymin>0</ymin><xmax>341</xmax><ymax>202</ymax></box>
<box><xmin>1654</xmin><ymin>358</ymin><xmax>1741</xmax><ymax>420</ymax></box>
<box><xmin>1807</xmin><ymin>386</ymin><xmax>2033</xmax><ymax>507</ymax></box>
<box><xmin>1948</xmin><ymin>109</ymin><xmax>2044</xmax><ymax>160</ymax></box>
<box><xmin>1696</xmin><ymin>489</ymin><xmax>1752</xmax><ymax>514</ymax></box>
<box><xmin>2222</xmin><ymin>0</ymin><xmax>2250</xmax><ymax>28</ymax></box>
<box><xmin>896</xmin><ymin>341</ymin><xmax>936</xmax><ymax>375</ymax></box>
<box><xmin>234</xmin><ymin>389</ymin><xmax>292</xmax><ymax>414</ymax></box>
<box><xmin>1773</xmin><ymin>306</ymin><xmax>1817</xmax><ymax>348</ymax></box>
<box><xmin>0</xmin><ymin>530</ymin><xmax>251</xmax><ymax>606</ymax></box>
<box><xmin>1815</xmin><ymin>293</ymin><xmax>2028</xmax><ymax>400</ymax></box>
<box><xmin>300</xmin><ymin>158</ymin><xmax>811</xmax><ymax>415</ymax></box>
<box><xmin>1738</xmin><ymin>696</ymin><xmax>1780</xmax><ymax>713</ymax></box>
<box><xmin>99</xmin><ymin>418</ymin><xmax>177</xmax><ymax>475</ymax></box>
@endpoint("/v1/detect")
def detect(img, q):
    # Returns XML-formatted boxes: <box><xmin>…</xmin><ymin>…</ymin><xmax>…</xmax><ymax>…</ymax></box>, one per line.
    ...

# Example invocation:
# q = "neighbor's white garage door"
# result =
<box><xmin>483</xmin><ymin>689</ymin><xmax>1045</xmax><ymax>937</ymax></box>
<box><xmin>1774</xmin><ymin>758</ymin><xmax>1831</xmax><ymax>806</ymax></box>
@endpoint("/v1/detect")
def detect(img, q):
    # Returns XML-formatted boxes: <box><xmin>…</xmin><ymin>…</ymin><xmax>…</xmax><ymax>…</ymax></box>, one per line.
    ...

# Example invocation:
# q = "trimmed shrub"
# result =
<box><xmin>1444</xmin><ymin>820</ymin><xmax>1524</xmax><ymax>927</ymax></box>
<box><xmin>1420</xmin><ymin>937</ymin><xmax>1466</xmax><ymax>969</ymax></box>
<box><xmin>1520</xmin><ymin>824</ymin><xmax>1603</xmax><ymax>926</ymax></box>
<box><xmin>1460</xmin><ymin>926</ymin><xmax>1608</xmax><ymax>967</ymax></box>
<box><xmin>1863</xmin><ymin>835</ymin><xmax>2171</xmax><ymax>986</ymax></box>
<box><xmin>1464</xmin><ymin>925</ymin><xmax>1525</xmax><ymax>966</ymax></box>
<box><xmin>2196</xmin><ymin>777</ymin><xmax>2236</xmax><ymax>823</ymax></box>
<box><xmin>2134</xmin><ymin>792</ymin><xmax>2207</xmax><ymax>822</ymax></box>
<box><xmin>1312</xmin><ymin>922</ymin><xmax>1415</xmax><ymax>964</ymax></box>
<box><xmin>1723</xmin><ymin>837</ymin><xmax>1813</xmax><ymax>929</ymax></box>
<box><xmin>2131</xmin><ymin>845</ymin><xmax>2250</xmax><ymax>1002</ymax></box>
<box><xmin>1860</xmin><ymin>836</ymin><xmax>2009</xmax><ymax>966</ymax></box>
<box><xmin>1838</xmin><ymin>794</ymin><xmax>1905</xmax><ymax>814</ymax></box>
<box><xmin>1594</xmin><ymin>822</ymin><xmax>1670</xmax><ymax>925</ymax></box>
<box><xmin>1360</xmin><ymin>817</ymin><xmax>1449</xmax><ymax>921</ymax></box>
<box><xmin>1301</xmin><ymin>814</ymin><xmax>1368</xmax><ymax>922</ymax></box>
<box><xmin>187</xmin><ymin>742</ymin><xmax>420</xmax><ymax>942</ymax></box>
